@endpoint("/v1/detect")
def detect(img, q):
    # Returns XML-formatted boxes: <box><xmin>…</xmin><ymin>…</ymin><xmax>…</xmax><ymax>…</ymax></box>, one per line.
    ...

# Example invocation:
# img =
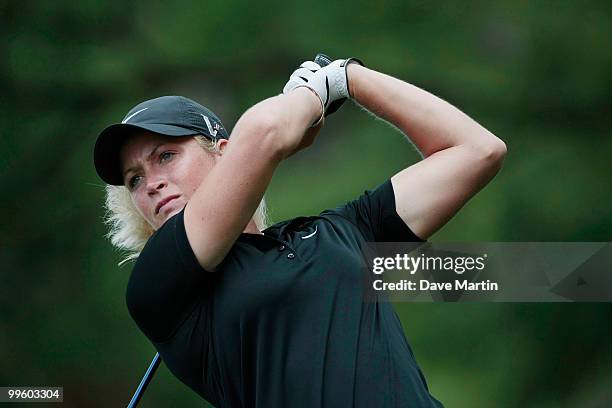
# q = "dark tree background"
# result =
<box><xmin>1</xmin><ymin>1</ymin><xmax>611</xmax><ymax>407</ymax></box>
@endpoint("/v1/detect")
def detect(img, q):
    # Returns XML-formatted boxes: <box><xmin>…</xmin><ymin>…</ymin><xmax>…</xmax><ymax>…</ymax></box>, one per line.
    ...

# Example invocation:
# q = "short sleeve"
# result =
<box><xmin>320</xmin><ymin>179</ymin><xmax>426</xmax><ymax>243</ymax></box>
<box><xmin>126</xmin><ymin>208</ymin><xmax>214</xmax><ymax>343</ymax></box>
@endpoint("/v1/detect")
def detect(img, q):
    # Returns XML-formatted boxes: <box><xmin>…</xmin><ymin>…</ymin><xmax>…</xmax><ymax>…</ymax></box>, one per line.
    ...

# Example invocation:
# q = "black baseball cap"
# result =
<box><xmin>94</xmin><ymin>95</ymin><xmax>229</xmax><ymax>185</ymax></box>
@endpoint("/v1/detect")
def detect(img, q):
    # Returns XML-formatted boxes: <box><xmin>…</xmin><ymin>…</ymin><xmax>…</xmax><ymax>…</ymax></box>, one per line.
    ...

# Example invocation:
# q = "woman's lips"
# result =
<box><xmin>155</xmin><ymin>195</ymin><xmax>180</xmax><ymax>215</ymax></box>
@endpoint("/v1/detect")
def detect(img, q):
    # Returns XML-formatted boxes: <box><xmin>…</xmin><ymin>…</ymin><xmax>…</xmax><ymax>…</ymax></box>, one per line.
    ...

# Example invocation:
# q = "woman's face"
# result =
<box><xmin>120</xmin><ymin>132</ymin><xmax>219</xmax><ymax>230</ymax></box>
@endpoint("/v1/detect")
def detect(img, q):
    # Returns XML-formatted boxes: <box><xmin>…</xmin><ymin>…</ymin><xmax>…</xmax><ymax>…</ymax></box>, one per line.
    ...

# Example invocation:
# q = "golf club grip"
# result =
<box><xmin>314</xmin><ymin>53</ymin><xmax>332</xmax><ymax>67</ymax></box>
<box><xmin>127</xmin><ymin>352</ymin><xmax>162</xmax><ymax>408</ymax></box>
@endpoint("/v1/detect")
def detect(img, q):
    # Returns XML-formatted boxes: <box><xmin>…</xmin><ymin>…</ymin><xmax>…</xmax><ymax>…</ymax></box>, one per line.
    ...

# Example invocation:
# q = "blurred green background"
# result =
<box><xmin>1</xmin><ymin>1</ymin><xmax>611</xmax><ymax>407</ymax></box>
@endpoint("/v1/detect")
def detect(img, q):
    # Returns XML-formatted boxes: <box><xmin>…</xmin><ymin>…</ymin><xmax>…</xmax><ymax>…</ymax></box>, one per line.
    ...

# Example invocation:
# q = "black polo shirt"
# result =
<box><xmin>126</xmin><ymin>179</ymin><xmax>445</xmax><ymax>408</ymax></box>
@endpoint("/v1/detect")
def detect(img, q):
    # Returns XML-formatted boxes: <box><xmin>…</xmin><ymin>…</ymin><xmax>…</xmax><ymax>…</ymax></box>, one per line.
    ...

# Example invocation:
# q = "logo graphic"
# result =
<box><xmin>200</xmin><ymin>114</ymin><xmax>218</xmax><ymax>137</ymax></box>
<box><xmin>122</xmin><ymin>107</ymin><xmax>149</xmax><ymax>124</ymax></box>
<box><xmin>301</xmin><ymin>226</ymin><xmax>318</xmax><ymax>240</ymax></box>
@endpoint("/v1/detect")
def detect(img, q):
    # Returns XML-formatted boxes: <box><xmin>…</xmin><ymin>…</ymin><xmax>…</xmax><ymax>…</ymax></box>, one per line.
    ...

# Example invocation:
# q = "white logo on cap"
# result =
<box><xmin>200</xmin><ymin>114</ymin><xmax>218</xmax><ymax>137</ymax></box>
<box><xmin>122</xmin><ymin>107</ymin><xmax>149</xmax><ymax>124</ymax></box>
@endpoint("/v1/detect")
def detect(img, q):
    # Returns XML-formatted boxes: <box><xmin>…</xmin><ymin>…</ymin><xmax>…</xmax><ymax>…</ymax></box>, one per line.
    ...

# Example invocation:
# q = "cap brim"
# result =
<box><xmin>94</xmin><ymin>123</ymin><xmax>198</xmax><ymax>185</ymax></box>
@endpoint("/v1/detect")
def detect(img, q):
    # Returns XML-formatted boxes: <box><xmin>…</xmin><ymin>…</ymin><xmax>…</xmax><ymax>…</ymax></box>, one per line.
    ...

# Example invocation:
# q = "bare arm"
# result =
<box><xmin>184</xmin><ymin>88</ymin><xmax>322</xmax><ymax>271</ymax></box>
<box><xmin>348</xmin><ymin>64</ymin><xmax>507</xmax><ymax>240</ymax></box>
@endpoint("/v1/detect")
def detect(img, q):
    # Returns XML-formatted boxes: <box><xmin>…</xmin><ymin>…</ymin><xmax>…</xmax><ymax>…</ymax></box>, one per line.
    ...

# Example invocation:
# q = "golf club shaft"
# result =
<box><xmin>127</xmin><ymin>352</ymin><xmax>162</xmax><ymax>408</ymax></box>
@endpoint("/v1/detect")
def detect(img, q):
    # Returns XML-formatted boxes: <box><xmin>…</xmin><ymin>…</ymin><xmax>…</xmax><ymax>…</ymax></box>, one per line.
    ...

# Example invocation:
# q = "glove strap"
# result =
<box><xmin>341</xmin><ymin>57</ymin><xmax>365</xmax><ymax>99</ymax></box>
<box><xmin>295</xmin><ymin>85</ymin><xmax>325</xmax><ymax>127</ymax></box>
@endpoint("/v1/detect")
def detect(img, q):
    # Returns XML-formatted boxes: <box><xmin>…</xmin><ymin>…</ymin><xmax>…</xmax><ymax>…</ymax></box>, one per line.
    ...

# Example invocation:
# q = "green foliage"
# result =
<box><xmin>1</xmin><ymin>1</ymin><xmax>610</xmax><ymax>407</ymax></box>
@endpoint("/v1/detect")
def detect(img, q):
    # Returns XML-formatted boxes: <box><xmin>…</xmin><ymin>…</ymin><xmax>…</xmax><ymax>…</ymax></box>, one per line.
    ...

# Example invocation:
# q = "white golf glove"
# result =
<box><xmin>283</xmin><ymin>54</ymin><xmax>364</xmax><ymax>125</ymax></box>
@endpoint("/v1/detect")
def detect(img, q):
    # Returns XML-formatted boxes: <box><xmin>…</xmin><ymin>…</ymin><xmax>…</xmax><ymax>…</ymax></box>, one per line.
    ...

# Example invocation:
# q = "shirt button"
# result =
<box><xmin>278</xmin><ymin>245</ymin><xmax>286</xmax><ymax>251</ymax></box>
<box><xmin>287</xmin><ymin>252</ymin><xmax>295</xmax><ymax>259</ymax></box>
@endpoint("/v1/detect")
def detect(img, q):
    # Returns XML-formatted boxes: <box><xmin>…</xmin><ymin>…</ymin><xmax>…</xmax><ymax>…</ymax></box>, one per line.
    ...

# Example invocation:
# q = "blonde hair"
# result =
<box><xmin>104</xmin><ymin>135</ymin><xmax>269</xmax><ymax>266</ymax></box>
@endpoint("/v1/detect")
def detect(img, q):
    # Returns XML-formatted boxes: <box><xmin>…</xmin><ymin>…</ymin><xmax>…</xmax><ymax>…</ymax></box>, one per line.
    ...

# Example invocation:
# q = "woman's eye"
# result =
<box><xmin>128</xmin><ymin>175</ymin><xmax>143</xmax><ymax>190</ymax></box>
<box><xmin>160</xmin><ymin>151</ymin><xmax>174</xmax><ymax>163</ymax></box>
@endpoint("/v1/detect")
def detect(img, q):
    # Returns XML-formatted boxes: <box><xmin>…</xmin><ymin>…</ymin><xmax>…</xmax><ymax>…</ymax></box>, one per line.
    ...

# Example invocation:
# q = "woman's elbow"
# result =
<box><xmin>490</xmin><ymin>139</ymin><xmax>507</xmax><ymax>169</ymax></box>
<box><xmin>467</xmin><ymin>137</ymin><xmax>507</xmax><ymax>180</ymax></box>
<box><xmin>475</xmin><ymin>137</ymin><xmax>507</xmax><ymax>167</ymax></box>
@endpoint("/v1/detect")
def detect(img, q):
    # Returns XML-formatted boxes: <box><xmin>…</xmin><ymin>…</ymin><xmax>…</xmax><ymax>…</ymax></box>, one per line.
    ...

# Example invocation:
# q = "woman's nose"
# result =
<box><xmin>146</xmin><ymin>178</ymin><xmax>167</xmax><ymax>194</ymax></box>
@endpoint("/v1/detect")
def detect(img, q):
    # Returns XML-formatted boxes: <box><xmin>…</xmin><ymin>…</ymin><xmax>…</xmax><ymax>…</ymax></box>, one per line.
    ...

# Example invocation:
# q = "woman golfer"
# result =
<box><xmin>94</xmin><ymin>55</ymin><xmax>506</xmax><ymax>407</ymax></box>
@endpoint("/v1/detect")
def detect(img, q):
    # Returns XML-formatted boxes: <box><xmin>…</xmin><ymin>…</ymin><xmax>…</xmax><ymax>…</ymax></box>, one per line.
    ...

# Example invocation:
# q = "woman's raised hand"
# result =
<box><xmin>282</xmin><ymin>55</ymin><xmax>364</xmax><ymax>121</ymax></box>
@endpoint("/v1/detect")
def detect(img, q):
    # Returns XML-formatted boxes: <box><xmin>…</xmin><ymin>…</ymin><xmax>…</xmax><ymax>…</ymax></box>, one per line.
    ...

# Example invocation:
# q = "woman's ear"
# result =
<box><xmin>217</xmin><ymin>139</ymin><xmax>229</xmax><ymax>155</ymax></box>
